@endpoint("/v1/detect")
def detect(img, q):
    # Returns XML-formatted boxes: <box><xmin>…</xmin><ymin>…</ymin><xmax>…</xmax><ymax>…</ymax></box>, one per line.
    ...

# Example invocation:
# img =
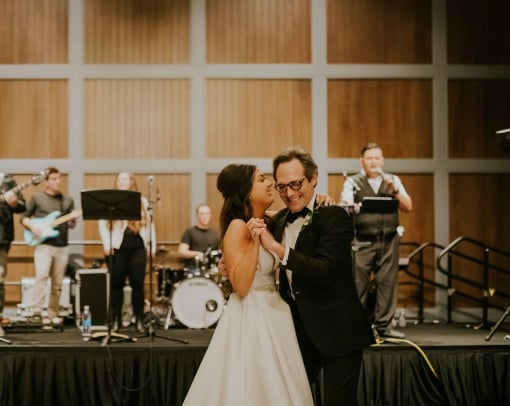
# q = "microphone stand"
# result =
<box><xmin>136</xmin><ymin>176</ymin><xmax>188</xmax><ymax>344</ymax></box>
<box><xmin>0</xmin><ymin>336</ymin><xmax>12</xmax><ymax>345</ymax></box>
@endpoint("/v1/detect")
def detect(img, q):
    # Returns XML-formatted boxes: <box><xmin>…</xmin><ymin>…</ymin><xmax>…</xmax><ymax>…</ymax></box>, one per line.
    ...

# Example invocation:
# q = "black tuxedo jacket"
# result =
<box><xmin>271</xmin><ymin>204</ymin><xmax>374</xmax><ymax>358</ymax></box>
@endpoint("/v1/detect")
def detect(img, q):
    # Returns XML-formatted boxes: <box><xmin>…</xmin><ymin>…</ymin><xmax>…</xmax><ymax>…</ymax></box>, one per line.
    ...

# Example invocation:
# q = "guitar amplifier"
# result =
<box><xmin>75</xmin><ymin>269</ymin><xmax>109</xmax><ymax>330</ymax></box>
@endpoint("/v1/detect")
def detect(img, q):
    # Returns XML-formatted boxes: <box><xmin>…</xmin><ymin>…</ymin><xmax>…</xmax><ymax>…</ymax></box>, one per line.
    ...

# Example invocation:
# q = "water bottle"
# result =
<box><xmin>398</xmin><ymin>308</ymin><xmax>407</xmax><ymax>328</ymax></box>
<box><xmin>81</xmin><ymin>305</ymin><xmax>92</xmax><ymax>339</ymax></box>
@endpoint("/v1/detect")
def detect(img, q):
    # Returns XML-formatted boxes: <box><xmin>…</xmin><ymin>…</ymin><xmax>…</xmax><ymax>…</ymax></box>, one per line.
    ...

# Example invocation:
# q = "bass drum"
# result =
<box><xmin>171</xmin><ymin>276</ymin><xmax>225</xmax><ymax>329</ymax></box>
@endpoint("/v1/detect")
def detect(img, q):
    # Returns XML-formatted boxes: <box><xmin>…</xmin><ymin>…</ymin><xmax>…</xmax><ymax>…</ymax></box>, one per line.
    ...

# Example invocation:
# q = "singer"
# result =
<box><xmin>98</xmin><ymin>171</ymin><xmax>156</xmax><ymax>333</ymax></box>
<box><xmin>340</xmin><ymin>143</ymin><xmax>412</xmax><ymax>339</ymax></box>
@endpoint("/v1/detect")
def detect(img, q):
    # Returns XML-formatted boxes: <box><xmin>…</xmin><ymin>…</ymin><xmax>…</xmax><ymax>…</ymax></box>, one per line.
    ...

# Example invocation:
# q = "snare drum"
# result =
<box><xmin>202</xmin><ymin>249</ymin><xmax>222</xmax><ymax>282</ymax></box>
<box><xmin>205</xmin><ymin>249</ymin><xmax>222</xmax><ymax>267</ymax></box>
<box><xmin>171</xmin><ymin>276</ymin><xmax>224</xmax><ymax>328</ymax></box>
<box><xmin>156</xmin><ymin>267</ymin><xmax>186</xmax><ymax>298</ymax></box>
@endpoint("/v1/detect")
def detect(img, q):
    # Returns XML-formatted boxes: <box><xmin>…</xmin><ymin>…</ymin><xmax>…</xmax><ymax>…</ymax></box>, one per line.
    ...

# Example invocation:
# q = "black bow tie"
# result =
<box><xmin>286</xmin><ymin>208</ymin><xmax>310</xmax><ymax>224</ymax></box>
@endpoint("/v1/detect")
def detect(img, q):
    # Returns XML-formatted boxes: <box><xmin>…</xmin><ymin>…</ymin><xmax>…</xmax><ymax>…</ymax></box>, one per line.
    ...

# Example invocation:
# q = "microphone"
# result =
<box><xmin>376</xmin><ymin>167</ymin><xmax>385</xmax><ymax>176</ymax></box>
<box><xmin>147</xmin><ymin>175</ymin><xmax>155</xmax><ymax>184</ymax></box>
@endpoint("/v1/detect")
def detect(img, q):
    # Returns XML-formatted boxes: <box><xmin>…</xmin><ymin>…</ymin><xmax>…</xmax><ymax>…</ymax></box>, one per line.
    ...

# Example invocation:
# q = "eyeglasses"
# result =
<box><xmin>274</xmin><ymin>177</ymin><xmax>306</xmax><ymax>193</ymax></box>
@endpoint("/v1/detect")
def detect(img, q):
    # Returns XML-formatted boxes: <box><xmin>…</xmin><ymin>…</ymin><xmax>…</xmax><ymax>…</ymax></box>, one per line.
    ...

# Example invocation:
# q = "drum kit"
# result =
<box><xmin>153</xmin><ymin>246</ymin><xmax>227</xmax><ymax>329</ymax></box>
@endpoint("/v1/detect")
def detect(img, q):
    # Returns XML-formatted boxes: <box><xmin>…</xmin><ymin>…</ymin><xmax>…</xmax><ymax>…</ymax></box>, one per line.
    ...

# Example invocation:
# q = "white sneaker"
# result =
<box><xmin>51</xmin><ymin>317</ymin><xmax>63</xmax><ymax>325</ymax></box>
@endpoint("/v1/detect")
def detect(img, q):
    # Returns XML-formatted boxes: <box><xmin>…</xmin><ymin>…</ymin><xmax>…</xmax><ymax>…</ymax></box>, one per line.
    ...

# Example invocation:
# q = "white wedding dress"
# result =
<box><xmin>183</xmin><ymin>246</ymin><xmax>313</xmax><ymax>406</ymax></box>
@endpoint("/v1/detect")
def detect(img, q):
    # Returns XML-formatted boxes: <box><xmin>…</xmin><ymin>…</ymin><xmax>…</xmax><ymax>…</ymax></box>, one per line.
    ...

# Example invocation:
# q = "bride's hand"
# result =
<box><xmin>247</xmin><ymin>217</ymin><xmax>266</xmax><ymax>240</ymax></box>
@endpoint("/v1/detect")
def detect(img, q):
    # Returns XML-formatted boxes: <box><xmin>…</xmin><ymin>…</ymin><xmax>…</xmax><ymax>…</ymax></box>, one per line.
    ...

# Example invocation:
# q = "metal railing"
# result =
<box><xmin>436</xmin><ymin>236</ymin><xmax>510</xmax><ymax>326</ymax></box>
<box><xmin>399</xmin><ymin>241</ymin><xmax>446</xmax><ymax>323</ymax></box>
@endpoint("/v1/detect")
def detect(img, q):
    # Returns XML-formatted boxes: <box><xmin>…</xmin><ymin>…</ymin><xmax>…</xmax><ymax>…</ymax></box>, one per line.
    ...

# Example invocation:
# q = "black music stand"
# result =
<box><xmin>360</xmin><ymin>197</ymin><xmax>399</xmax><ymax>214</ymax></box>
<box><xmin>81</xmin><ymin>189</ymin><xmax>141</xmax><ymax>345</ymax></box>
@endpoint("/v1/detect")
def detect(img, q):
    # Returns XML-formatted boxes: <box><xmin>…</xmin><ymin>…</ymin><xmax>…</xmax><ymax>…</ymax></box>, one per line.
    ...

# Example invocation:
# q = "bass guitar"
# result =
<box><xmin>0</xmin><ymin>170</ymin><xmax>49</xmax><ymax>203</ymax></box>
<box><xmin>24</xmin><ymin>210</ymin><xmax>82</xmax><ymax>246</ymax></box>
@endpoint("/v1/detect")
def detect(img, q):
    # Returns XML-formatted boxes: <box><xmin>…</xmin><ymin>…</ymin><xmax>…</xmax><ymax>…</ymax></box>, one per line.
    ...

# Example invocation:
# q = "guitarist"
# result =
<box><xmin>21</xmin><ymin>167</ymin><xmax>77</xmax><ymax>324</ymax></box>
<box><xmin>0</xmin><ymin>173</ymin><xmax>27</xmax><ymax>336</ymax></box>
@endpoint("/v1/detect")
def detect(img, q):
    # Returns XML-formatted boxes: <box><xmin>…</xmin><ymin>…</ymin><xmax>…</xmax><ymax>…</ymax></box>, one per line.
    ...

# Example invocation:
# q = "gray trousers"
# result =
<box><xmin>354</xmin><ymin>233</ymin><xmax>400</xmax><ymax>328</ymax></box>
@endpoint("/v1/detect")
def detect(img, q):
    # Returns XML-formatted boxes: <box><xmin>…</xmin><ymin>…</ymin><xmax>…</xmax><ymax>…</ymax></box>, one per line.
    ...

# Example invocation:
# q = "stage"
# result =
<box><xmin>0</xmin><ymin>322</ymin><xmax>509</xmax><ymax>406</ymax></box>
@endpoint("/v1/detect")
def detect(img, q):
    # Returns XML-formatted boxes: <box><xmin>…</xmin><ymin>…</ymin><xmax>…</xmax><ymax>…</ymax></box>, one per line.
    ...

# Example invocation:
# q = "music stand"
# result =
<box><xmin>81</xmin><ymin>189</ymin><xmax>141</xmax><ymax>345</ymax></box>
<box><xmin>360</xmin><ymin>197</ymin><xmax>399</xmax><ymax>214</ymax></box>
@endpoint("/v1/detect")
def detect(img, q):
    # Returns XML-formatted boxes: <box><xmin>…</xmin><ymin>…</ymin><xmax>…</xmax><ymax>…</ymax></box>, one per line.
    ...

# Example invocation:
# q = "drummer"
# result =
<box><xmin>178</xmin><ymin>203</ymin><xmax>220</xmax><ymax>275</ymax></box>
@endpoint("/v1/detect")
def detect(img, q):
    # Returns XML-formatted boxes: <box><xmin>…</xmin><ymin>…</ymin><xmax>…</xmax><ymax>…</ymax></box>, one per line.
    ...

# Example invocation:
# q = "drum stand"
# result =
<box><xmin>81</xmin><ymin>189</ymin><xmax>140</xmax><ymax>345</ymax></box>
<box><xmin>135</xmin><ymin>177</ymin><xmax>188</xmax><ymax>345</ymax></box>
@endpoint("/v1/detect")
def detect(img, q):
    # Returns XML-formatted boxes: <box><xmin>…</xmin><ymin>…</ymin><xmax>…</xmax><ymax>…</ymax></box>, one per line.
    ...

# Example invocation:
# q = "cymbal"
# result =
<box><xmin>156</xmin><ymin>245</ymin><xmax>169</xmax><ymax>254</ymax></box>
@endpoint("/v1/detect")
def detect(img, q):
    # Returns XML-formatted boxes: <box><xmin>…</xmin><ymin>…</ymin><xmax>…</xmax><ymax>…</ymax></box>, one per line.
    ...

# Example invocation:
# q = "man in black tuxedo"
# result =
<box><xmin>260</xmin><ymin>147</ymin><xmax>374</xmax><ymax>406</ymax></box>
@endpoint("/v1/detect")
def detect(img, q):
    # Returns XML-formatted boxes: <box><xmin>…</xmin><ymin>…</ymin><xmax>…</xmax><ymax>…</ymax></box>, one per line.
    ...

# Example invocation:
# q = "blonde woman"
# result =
<box><xmin>98</xmin><ymin>171</ymin><xmax>155</xmax><ymax>333</ymax></box>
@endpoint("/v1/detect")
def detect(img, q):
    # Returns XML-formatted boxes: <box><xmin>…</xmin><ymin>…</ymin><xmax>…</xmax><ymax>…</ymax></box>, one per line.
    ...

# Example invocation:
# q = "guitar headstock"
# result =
<box><xmin>32</xmin><ymin>169</ymin><xmax>49</xmax><ymax>186</ymax></box>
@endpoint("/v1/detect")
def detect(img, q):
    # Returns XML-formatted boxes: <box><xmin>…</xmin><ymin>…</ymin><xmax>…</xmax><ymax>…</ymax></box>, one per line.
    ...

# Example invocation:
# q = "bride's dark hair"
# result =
<box><xmin>216</xmin><ymin>164</ymin><xmax>256</xmax><ymax>237</ymax></box>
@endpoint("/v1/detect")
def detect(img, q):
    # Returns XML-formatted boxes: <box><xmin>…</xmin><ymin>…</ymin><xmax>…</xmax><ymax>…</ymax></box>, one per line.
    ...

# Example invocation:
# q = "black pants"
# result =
<box><xmin>107</xmin><ymin>237</ymin><xmax>147</xmax><ymax>322</ymax></box>
<box><xmin>291</xmin><ymin>305</ymin><xmax>363</xmax><ymax>406</ymax></box>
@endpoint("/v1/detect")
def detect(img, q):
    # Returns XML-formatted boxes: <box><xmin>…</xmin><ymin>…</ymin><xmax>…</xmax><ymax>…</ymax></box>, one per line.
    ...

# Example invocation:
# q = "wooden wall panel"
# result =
<box><xmin>447</xmin><ymin>0</ymin><xmax>510</xmax><ymax>64</ymax></box>
<box><xmin>206</xmin><ymin>0</ymin><xmax>311</xmax><ymax>63</ymax></box>
<box><xmin>84</xmin><ymin>0</ymin><xmax>190</xmax><ymax>64</ymax></box>
<box><xmin>0</xmin><ymin>0</ymin><xmax>68</xmax><ymax>64</ymax></box>
<box><xmin>0</xmin><ymin>80</ymin><xmax>68</xmax><ymax>158</ymax></box>
<box><xmin>449</xmin><ymin>174</ymin><xmax>510</xmax><ymax>252</ymax></box>
<box><xmin>327</xmin><ymin>0</ymin><xmax>432</xmax><ymax>63</ymax></box>
<box><xmin>207</xmin><ymin>79</ymin><xmax>312</xmax><ymax>157</ymax></box>
<box><xmin>328</xmin><ymin>79</ymin><xmax>433</xmax><ymax>158</ymax></box>
<box><xmin>448</xmin><ymin>80</ymin><xmax>510</xmax><ymax>158</ymax></box>
<box><xmin>84</xmin><ymin>79</ymin><xmax>191</xmax><ymax>159</ymax></box>
<box><xmin>449</xmin><ymin>174</ymin><xmax>510</xmax><ymax>309</ymax></box>
<box><xmin>329</xmin><ymin>173</ymin><xmax>436</xmax><ymax>308</ymax></box>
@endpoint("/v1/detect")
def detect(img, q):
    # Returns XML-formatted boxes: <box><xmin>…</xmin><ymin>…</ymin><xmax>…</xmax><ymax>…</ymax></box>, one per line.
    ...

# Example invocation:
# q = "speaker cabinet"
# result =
<box><xmin>75</xmin><ymin>269</ymin><xmax>109</xmax><ymax>330</ymax></box>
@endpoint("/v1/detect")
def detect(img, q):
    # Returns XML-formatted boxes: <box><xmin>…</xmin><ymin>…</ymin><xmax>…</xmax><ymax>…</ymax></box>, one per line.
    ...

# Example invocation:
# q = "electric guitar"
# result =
<box><xmin>24</xmin><ymin>209</ymin><xmax>82</xmax><ymax>246</ymax></box>
<box><xmin>0</xmin><ymin>170</ymin><xmax>49</xmax><ymax>203</ymax></box>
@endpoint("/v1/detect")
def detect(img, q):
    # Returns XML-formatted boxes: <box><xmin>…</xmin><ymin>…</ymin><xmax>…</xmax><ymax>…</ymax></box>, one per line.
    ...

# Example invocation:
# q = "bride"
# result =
<box><xmin>183</xmin><ymin>163</ymin><xmax>313</xmax><ymax>406</ymax></box>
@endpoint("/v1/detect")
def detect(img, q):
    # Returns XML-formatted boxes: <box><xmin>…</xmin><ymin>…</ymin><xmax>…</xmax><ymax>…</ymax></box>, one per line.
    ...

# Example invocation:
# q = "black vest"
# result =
<box><xmin>350</xmin><ymin>173</ymin><xmax>399</xmax><ymax>237</ymax></box>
